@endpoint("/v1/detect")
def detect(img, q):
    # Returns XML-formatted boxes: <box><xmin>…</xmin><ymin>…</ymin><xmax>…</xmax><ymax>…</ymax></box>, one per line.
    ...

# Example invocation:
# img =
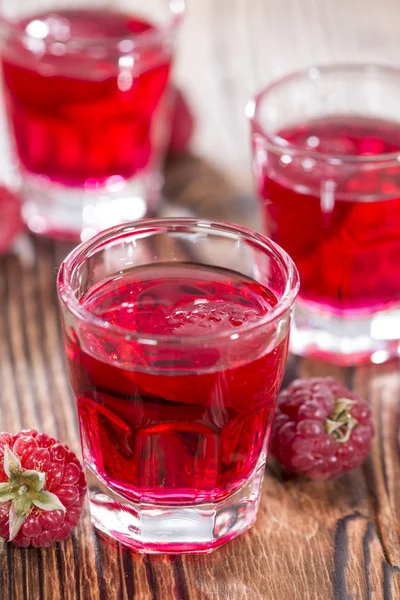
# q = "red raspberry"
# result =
<box><xmin>0</xmin><ymin>430</ymin><xmax>86</xmax><ymax>546</ymax></box>
<box><xmin>270</xmin><ymin>377</ymin><xmax>374</xmax><ymax>480</ymax></box>
<box><xmin>0</xmin><ymin>186</ymin><xmax>23</xmax><ymax>253</ymax></box>
<box><xmin>167</xmin><ymin>87</ymin><xmax>195</xmax><ymax>155</ymax></box>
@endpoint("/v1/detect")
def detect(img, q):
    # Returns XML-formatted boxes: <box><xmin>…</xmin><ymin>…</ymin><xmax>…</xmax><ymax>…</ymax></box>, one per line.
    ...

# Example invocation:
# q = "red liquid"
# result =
<box><xmin>1</xmin><ymin>10</ymin><xmax>171</xmax><ymax>186</ymax></box>
<box><xmin>66</xmin><ymin>263</ymin><xmax>288</xmax><ymax>504</ymax></box>
<box><xmin>257</xmin><ymin>116</ymin><xmax>400</xmax><ymax>311</ymax></box>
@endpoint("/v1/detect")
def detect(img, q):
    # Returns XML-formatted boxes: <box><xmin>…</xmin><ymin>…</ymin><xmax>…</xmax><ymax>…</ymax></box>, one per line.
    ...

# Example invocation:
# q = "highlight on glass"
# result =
<box><xmin>0</xmin><ymin>0</ymin><xmax>185</xmax><ymax>240</ymax></box>
<box><xmin>57</xmin><ymin>218</ymin><xmax>299</xmax><ymax>553</ymax></box>
<box><xmin>248</xmin><ymin>63</ymin><xmax>400</xmax><ymax>365</ymax></box>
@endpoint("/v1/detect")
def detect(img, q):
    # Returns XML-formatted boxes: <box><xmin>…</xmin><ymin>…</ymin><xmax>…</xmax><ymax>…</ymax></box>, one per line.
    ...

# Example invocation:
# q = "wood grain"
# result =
<box><xmin>1</xmin><ymin>0</ymin><xmax>400</xmax><ymax>598</ymax></box>
<box><xmin>0</xmin><ymin>155</ymin><xmax>399</xmax><ymax>600</ymax></box>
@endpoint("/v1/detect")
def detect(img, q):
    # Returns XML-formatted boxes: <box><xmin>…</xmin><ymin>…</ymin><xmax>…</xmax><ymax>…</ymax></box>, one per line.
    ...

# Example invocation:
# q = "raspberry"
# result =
<box><xmin>0</xmin><ymin>430</ymin><xmax>86</xmax><ymax>546</ymax></box>
<box><xmin>0</xmin><ymin>186</ymin><xmax>23</xmax><ymax>253</ymax></box>
<box><xmin>270</xmin><ymin>377</ymin><xmax>374</xmax><ymax>480</ymax></box>
<box><xmin>167</xmin><ymin>87</ymin><xmax>195</xmax><ymax>155</ymax></box>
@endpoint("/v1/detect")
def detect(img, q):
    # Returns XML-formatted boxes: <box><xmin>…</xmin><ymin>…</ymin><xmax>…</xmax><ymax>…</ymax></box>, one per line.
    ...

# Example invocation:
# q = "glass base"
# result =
<box><xmin>291</xmin><ymin>298</ymin><xmax>400</xmax><ymax>365</ymax></box>
<box><xmin>86</xmin><ymin>464</ymin><xmax>265</xmax><ymax>554</ymax></box>
<box><xmin>21</xmin><ymin>171</ymin><xmax>162</xmax><ymax>241</ymax></box>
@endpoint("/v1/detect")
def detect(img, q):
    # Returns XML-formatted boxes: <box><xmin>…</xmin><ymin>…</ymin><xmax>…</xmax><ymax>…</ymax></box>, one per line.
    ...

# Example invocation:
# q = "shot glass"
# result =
<box><xmin>248</xmin><ymin>64</ymin><xmax>400</xmax><ymax>364</ymax></box>
<box><xmin>57</xmin><ymin>218</ymin><xmax>299</xmax><ymax>553</ymax></box>
<box><xmin>0</xmin><ymin>0</ymin><xmax>185</xmax><ymax>240</ymax></box>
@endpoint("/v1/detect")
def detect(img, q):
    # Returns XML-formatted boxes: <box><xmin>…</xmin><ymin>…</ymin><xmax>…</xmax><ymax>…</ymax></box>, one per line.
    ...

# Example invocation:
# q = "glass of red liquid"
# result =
<box><xmin>248</xmin><ymin>64</ymin><xmax>400</xmax><ymax>365</ymax></box>
<box><xmin>0</xmin><ymin>1</ymin><xmax>184</xmax><ymax>240</ymax></box>
<box><xmin>57</xmin><ymin>218</ymin><xmax>299</xmax><ymax>553</ymax></box>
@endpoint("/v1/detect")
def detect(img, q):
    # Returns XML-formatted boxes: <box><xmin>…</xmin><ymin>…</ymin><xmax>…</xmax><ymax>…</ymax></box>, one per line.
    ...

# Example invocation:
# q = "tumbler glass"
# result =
<box><xmin>248</xmin><ymin>64</ymin><xmax>400</xmax><ymax>364</ymax></box>
<box><xmin>0</xmin><ymin>0</ymin><xmax>185</xmax><ymax>239</ymax></box>
<box><xmin>57</xmin><ymin>218</ymin><xmax>299</xmax><ymax>553</ymax></box>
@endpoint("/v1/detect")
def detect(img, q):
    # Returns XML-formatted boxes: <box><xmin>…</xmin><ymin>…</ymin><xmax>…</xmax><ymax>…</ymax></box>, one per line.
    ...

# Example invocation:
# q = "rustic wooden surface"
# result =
<box><xmin>1</xmin><ymin>0</ymin><xmax>400</xmax><ymax>598</ymax></box>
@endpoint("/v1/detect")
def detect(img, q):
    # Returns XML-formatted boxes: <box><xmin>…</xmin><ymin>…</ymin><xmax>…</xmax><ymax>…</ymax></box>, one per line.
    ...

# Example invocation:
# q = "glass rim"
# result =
<box><xmin>0</xmin><ymin>0</ymin><xmax>185</xmax><ymax>50</ymax></box>
<box><xmin>57</xmin><ymin>218</ymin><xmax>300</xmax><ymax>345</ymax></box>
<box><xmin>247</xmin><ymin>62</ymin><xmax>400</xmax><ymax>166</ymax></box>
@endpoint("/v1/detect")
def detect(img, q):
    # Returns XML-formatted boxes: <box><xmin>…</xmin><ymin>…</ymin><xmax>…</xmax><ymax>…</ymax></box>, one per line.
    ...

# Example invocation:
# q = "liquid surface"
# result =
<box><xmin>67</xmin><ymin>263</ymin><xmax>288</xmax><ymax>504</ymax></box>
<box><xmin>82</xmin><ymin>262</ymin><xmax>278</xmax><ymax>336</ymax></box>
<box><xmin>258</xmin><ymin>116</ymin><xmax>400</xmax><ymax>311</ymax></box>
<box><xmin>1</xmin><ymin>9</ymin><xmax>171</xmax><ymax>186</ymax></box>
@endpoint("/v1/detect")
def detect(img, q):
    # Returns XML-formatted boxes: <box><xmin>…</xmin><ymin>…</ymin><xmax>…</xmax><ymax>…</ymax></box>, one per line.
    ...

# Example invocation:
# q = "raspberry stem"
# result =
<box><xmin>325</xmin><ymin>397</ymin><xmax>358</xmax><ymax>443</ymax></box>
<box><xmin>0</xmin><ymin>446</ymin><xmax>66</xmax><ymax>540</ymax></box>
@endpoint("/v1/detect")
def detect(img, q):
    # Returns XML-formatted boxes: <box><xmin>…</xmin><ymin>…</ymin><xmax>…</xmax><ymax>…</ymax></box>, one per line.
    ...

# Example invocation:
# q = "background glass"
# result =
<box><xmin>248</xmin><ymin>64</ymin><xmax>400</xmax><ymax>365</ymax></box>
<box><xmin>57</xmin><ymin>218</ymin><xmax>299</xmax><ymax>553</ymax></box>
<box><xmin>0</xmin><ymin>0</ymin><xmax>184</xmax><ymax>240</ymax></box>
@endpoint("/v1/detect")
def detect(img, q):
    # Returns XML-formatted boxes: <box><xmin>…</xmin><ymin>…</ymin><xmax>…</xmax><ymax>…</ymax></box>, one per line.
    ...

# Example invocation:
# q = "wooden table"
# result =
<box><xmin>1</xmin><ymin>1</ymin><xmax>400</xmax><ymax>598</ymax></box>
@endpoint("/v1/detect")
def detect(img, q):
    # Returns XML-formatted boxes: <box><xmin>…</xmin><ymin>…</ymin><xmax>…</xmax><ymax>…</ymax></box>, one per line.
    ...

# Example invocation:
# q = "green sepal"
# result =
<box><xmin>9</xmin><ymin>496</ymin><xmax>31</xmax><ymax>541</ymax></box>
<box><xmin>32</xmin><ymin>490</ymin><xmax>66</xmax><ymax>513</ymax></box>
<box><xmin>1</xmin><ymin>444</ymin><xmax>66</xmax><ymax>541</ymax></box>
<box><xmin>3</xmin><ymin>446</ymin><xmax>22</xmax><ymax>478</ymax></box>
<box><xmin>0</xmin><ymin>482</ymin><xmax>15</xmax><ymax>503</ymax></box>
